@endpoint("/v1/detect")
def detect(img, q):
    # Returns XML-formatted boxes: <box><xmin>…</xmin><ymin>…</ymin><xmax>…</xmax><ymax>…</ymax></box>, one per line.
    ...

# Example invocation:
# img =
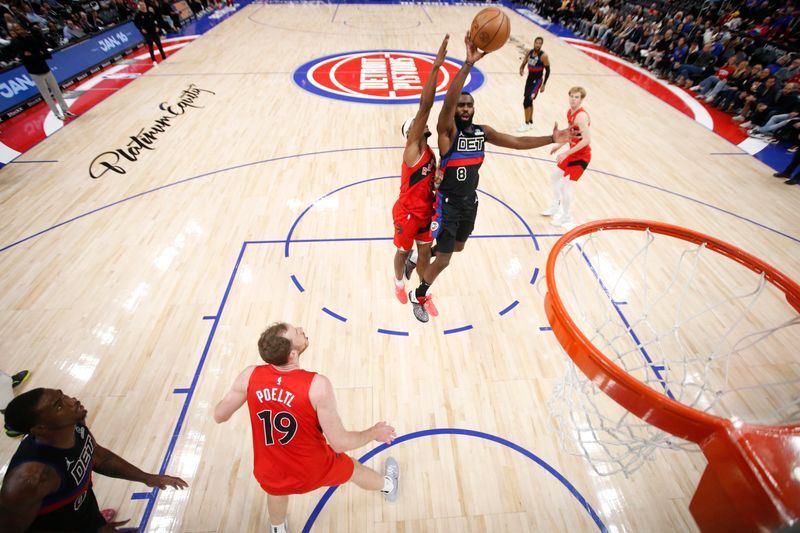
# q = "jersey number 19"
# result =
<box><xmin>257</xmin><ymin>409</ymin><xmax>298</xmax><ymax>446</ymax></box>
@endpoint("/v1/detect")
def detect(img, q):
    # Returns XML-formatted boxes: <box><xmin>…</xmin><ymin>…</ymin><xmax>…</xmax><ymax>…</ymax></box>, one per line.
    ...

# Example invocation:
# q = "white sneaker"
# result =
<box><xmin>690</xmin><ymin>85</ymin><xmax>701</xmax><ymax>91</ymax></box>
<box><xmin>517</xmin><ymin>123</ymin><xmax>531</xmax><ymax>132</ymax></box>
<box><xmin>552</xmin><ymin>213</ymin><xmax>573</xmax><ymax>227</ymax></box>
<box><xmin>383</xmin><ymin>457</ymin><xmax>400</xmax><ymax>502</ymax></box>
<box><xmin>540</xmin><ymin>205</ymin><xmax>560</xmax><ymax>217</ymax></box>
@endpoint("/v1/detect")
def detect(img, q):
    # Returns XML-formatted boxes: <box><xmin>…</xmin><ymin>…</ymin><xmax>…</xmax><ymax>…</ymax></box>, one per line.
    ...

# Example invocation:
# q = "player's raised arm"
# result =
<box><xmin>437</xmin><ymin>33</ymin><xmax>486</xmax><ymax>151</ymax></box>
<box><xmin>404</xmin><ymin>34</ymin><xmax>449</xmax><ymax>166</ymax></box>
<box><xmin>483</xmin><ymin>122</ymin><xmax>569</xmax><ymax>150</ymax></box>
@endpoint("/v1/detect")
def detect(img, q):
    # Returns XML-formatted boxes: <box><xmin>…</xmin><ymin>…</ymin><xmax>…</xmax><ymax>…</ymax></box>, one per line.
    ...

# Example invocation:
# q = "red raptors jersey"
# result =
<box><xmin>567</xmin><ymin>106</ymin><xmax>591</xmax><ymax>159</ymax></box>
<box><xmin>398</xmin><ymin>145</ymin><xmax>437</xmax><ymax>219</ymax></box>
<box><xmin>247</xmin><ymin>365</ymin><xmax>340</xmax><ymax>494</ymax></box>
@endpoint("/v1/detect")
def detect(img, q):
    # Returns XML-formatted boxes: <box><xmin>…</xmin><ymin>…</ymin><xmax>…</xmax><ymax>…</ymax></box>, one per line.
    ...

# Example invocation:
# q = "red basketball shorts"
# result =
<box><xmin>392</xmin><ymin>201</ymin><xmax>433</xmax><ymax>251</ymax></box>
<box><xmin>557</xmin><ymin>152</ymin><xmax>591</xmax><ymax>181</ymax></box>
<box><xmin>257</xmin><ymin>453</ymin><xmax>355</xmax><ymax>496</ymax></box>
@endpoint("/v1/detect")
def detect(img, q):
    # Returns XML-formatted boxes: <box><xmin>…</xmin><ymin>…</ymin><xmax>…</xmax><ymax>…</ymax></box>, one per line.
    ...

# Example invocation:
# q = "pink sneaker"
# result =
<box><xmin>394</xmin><ymin>284</ymin><xmax>408</xmax><ymax>304</ymax></box>
<box><xmin>424</xmin><ymin>294</ymin><xmax>439</xmax><ymax>317</ymax></box>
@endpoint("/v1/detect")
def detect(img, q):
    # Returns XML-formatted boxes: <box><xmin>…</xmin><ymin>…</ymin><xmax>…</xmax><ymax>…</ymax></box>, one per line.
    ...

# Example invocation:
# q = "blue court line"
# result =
<box><xmin>575</xmin><ymin>242</ymin><xmax>675</xmax><ymax>400</ymax></box>
<box><xmin>290</xmin><ymin>274</ymin><xmax>305</xmax><ymax>292</ymax></box>
<box><xmin>322</xmin><ymin>307</ymin><xmax>347</xmax><ymax>322</ymax></box>
<box><xmin>482</xmin><ymin>149</ymin><xmax>800</xmax><ymax>245</ymax></box>
<box><xmin>284</xmin><ymin>176</ymin><xmax>543</xmax><ymax>258</ymax></box>
<box><xmin>499</xmin><ymin>300</ymin><xmax>519</xmax><ymax>316</ymax></box>
<box><xmin>709</xmin><ymin>152</ymin><xmax>749</xmax><ymax>156</ymax></box>
<box><xmin>138</xmin><ymin>241</ymin><xmax>249</xmax><ymax>529</ymax></box>
<box><xmin>172</xmin><ymin>388</ymin><xmax>190</xmax><ymax>394</ymax></box>
<box><xmin>613</xmin><ymin>300</ymin><xmax>628</xmax><ymax>305</ymax></box>
<box><xmin>8</xmin><ymin>159</ymin><xmax>59</xmax><ymax>163</ymax></box>
<box><xmin>301</xmin><ymin>428</ymin><xmax>607</xmax><ymax>533</ymax></box>
<box><xmin>0</xmin><ymin>147</ymin><xmax>402</xmax><ymax>254</ymax></box>
<box><xmin>377</xmin><ymin>328</ymin><xmax>409</xmax><ymax>336</ymax></box>
<box><xmin>539</xmin><ymin>326</ymin><xmax>553</xmax><ymax>331</ymax></box>
<box><xmin>3</xmin><ymin>146</ymin><xmax>798</xmax><ymax>254</ymax></box>
<box><xmin>530</xmin><ymin>266</ymin><xmax>540</xmax><ymax>285</ymax></box>
<box><xmin>443</xmin><ymin>324</ymin><xmax>473</xmax><ymax>335</ymax></box>
<box><xmin>130</xmin><ymin>491</ymin><xmax>152</xmax><ymax>500</ymax></box>
<box><xmin>475</xmin><ymin>188</ymin><xmax>540</xmax><ymax>251</ymax></box>
<box><xmin>202</xmin><ymin>315</ymin><xmax>216</xmax><ymax>320</ymax></box>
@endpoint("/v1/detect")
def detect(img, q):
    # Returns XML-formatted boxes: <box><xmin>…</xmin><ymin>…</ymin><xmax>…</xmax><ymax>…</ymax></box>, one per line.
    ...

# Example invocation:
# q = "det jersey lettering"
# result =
<box><xmin>456</xmin><ymin>136</ymin><xmax>484</xmax><ymax>152</ymax></box>
<box><xmin>70</xmin><ymin>432</ymin><xmax>94</xmax><ymax>485</ymax></box>
<box><xmin>294</xmin><ymin>50</ymin><xmax>484</xmax><ymax>105</ymax></box>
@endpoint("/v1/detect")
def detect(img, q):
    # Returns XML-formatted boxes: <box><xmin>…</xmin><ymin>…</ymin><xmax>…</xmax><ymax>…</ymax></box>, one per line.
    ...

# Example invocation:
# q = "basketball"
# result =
<box><xmin>469</xmin><ymin>8</ymin><xmax>510</xmax><ymax>53</ymax></box>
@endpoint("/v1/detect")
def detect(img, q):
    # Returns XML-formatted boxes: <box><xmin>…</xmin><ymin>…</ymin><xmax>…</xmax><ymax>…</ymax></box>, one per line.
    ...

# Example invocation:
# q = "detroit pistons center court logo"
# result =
<box><xmin>293</xmin><ymin>50</ymin><xmax>485</xmax><ymax>105</ymax></box>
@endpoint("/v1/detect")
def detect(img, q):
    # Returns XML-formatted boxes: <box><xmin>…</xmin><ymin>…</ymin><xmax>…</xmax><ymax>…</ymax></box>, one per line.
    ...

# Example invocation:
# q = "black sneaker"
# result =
<box><xmin>63</xmin><ymin>111</ymin><xmax>77</xmax><ymax>118</ymax></box>
<box><xmin>403</xmin><ymin>257</ymin><xmax>416</xmax><ymax>281</ymax></box>
<box><xmin>774</xmin><ymin>172</ymin><xmax>788</xmax><ymax>178</ymax></box>
<box><xmin>409</xmin><ymin>291</ymin><xmax>429</xmax><ymax>323</ymax></box>
<box><xmin>11</xmin><ymin>370</ymin><xmax>30</xmax><ymax>388</ymax></box>
<box><xmin>785</xmin><ymin>179</ymin><xmax>799</xmax><ymax>185</ymax></box>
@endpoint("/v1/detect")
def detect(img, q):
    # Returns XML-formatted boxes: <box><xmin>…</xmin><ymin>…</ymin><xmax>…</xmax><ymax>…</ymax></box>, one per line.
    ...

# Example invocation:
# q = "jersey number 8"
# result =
<box><xmin>456</xmin><ymin>167</ymin><xmax>467</xmax><ymax>182</ymax></box>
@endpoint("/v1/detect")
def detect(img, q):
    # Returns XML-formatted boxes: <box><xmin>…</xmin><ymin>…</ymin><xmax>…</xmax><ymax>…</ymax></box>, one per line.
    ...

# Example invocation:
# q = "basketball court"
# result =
<box><xmin>0</xmin><ymin>2</ymin><xmax>798</xmax><ymax>531</ymax></box>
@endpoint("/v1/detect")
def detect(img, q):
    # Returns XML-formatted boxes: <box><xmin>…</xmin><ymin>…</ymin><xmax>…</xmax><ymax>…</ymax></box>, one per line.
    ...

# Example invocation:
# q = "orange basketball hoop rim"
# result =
<box><xmin>544</xmin><ymin>219</ymin><xmax>800</xmax><ymax>533</ymax></box>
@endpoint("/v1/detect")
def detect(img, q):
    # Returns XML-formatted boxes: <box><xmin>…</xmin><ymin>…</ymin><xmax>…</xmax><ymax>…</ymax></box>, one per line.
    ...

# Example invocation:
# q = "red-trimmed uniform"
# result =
<box><xmin>523</xmin><ymin>49</ymin><xmax>546</xmax><ymax>105</ymax></box>
<box><xmin>247</xmin><ymin>365</ymin><xmax>354</xmax><ymax>495</ymax></box>
<box><xmin>393</xmin><ymin>145</ymin><xmax>437</xmax><ymax>251</ymax></box>
<box><xmin>5</xmin><ymin>424</ymin><xmax>107</xmax><ymax>530</ymax></box>
<box><xmin>558</xmin><ymin>106</ymin><xmax>591</xmax><ymax>181</ymax></box>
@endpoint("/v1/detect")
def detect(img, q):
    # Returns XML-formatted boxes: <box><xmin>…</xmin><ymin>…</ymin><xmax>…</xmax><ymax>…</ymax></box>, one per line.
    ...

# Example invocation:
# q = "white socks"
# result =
<box><xmin>381</xmin><ymin>475</ymin><xmax>395</xmax><ymax>493</ymax></box>
<box><xmin>270</xmin><ymin>521</ymin><xmax>287</xmax><ymax>533</ymax></box>
<box><xmin>394</xmin><ymin>278</ymin><xmax>404</xmax><ymax>288</ymax></box>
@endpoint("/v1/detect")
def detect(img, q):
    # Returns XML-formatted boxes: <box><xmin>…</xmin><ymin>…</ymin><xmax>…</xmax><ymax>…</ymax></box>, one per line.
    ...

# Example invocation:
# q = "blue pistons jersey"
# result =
<box><xmin>439</xmin><ymin>125</ymin><xmax>485</xmax><ymax>206</ymax></box>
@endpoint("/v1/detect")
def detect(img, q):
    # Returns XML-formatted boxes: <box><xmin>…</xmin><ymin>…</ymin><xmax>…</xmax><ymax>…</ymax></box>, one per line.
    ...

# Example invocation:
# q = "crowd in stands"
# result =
<box><xmin>527</xmin><ymin>0</ymin><xmax>800</xmax><ymax>159</ymax></box>
<box><xmin>0</xmin><ymin>0</ymin><xmax>230</xmax><ymax>69</ymax></box>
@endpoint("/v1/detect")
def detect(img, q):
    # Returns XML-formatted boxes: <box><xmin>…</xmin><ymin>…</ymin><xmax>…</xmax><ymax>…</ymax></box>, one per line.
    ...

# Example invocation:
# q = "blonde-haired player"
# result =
<box><xmin>542</xmin><ymin>87</ymin><xmax>591</xmax><ymax>227</ymax></box>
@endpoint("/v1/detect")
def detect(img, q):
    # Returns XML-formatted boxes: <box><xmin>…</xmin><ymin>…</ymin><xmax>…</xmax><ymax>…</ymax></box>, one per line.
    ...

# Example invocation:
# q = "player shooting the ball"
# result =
<box><xmin>408</xmin><ymin>33</ymin><xmax>571</xmax><ymax>323</ymax></box>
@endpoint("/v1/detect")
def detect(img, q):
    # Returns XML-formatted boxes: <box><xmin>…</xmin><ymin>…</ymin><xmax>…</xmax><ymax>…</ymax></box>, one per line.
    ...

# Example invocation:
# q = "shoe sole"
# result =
<box><xmin>403</xmin><ymin>261</ymin><xmax>416</xmax><ymax>281</ymax></box>
<box><xmin>409</xmin><ymin>292</ymin><xmax>429</xmax><ymax>322</ymax></box>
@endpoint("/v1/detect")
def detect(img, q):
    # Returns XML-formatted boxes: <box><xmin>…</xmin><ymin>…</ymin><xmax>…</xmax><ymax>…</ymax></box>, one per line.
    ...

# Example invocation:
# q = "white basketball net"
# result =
<box><xmin>547</xmin><ymin>227</ymin><xmax>800</xmax><ymax>477</ymax></box>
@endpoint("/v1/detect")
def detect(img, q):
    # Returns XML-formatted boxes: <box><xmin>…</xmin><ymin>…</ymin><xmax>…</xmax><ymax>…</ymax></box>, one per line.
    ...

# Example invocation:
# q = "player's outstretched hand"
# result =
<box><xmin>464</xmin><ymin>32</ymin><xmax>487</xmax><ymax>64</ymax></box>
<box><xmin>552</xmin><ymin>122</ymin><xmax>570</xmax><ymax>143</ymax></box>
<box><xmin>372</xmin><ymin>421</ymin><xmax>397</xmax><ymax>444</ymax></box>
<box><xmin>433</xmin><ymin>34</ymin><xmax>450</xmax><ymax>68</ymax></box>
<box><xmin>145</xmin><ymin>473</ymin><xmax>189</xmax><ymax>490</ymax></box>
